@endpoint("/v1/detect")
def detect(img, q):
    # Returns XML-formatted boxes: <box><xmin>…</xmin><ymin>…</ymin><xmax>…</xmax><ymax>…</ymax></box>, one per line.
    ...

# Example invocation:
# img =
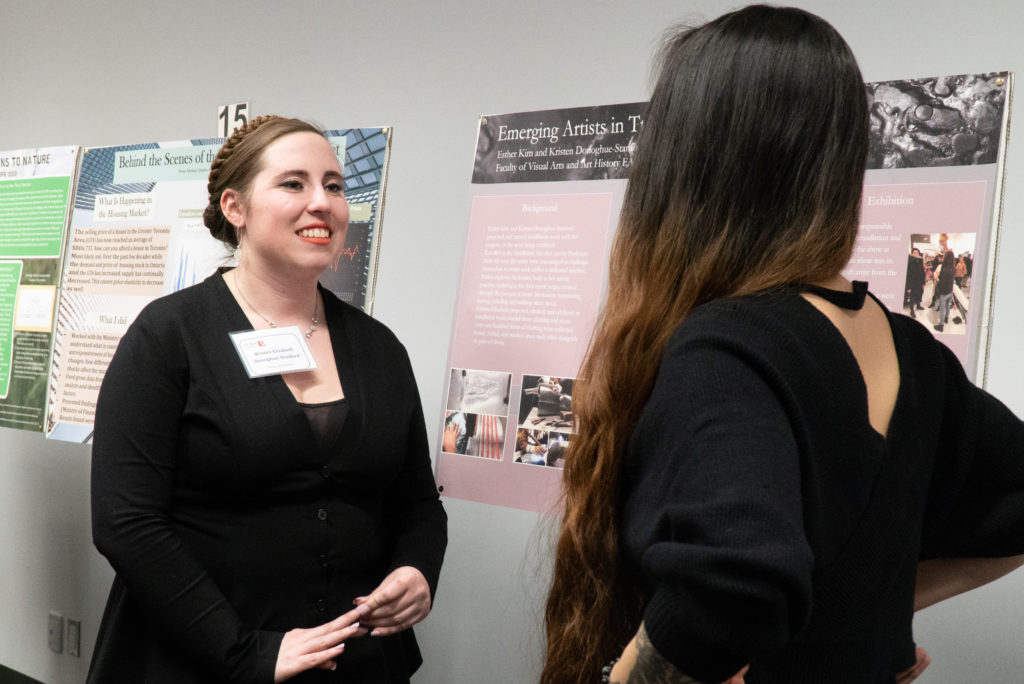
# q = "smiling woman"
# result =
<box><xmin>87</xmin><ymin>116</ymin><xmax>447</xmax><ymax>684</ymax></box>
<box><xmin>220</xmin><ymin>128</ymin><xmax>349</xmax><ymax>279</ymax></box>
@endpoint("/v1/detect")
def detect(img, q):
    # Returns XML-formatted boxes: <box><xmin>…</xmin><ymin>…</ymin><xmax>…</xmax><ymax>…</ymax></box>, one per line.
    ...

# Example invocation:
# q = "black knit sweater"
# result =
<box><xmin>620</xmin><ymin>288</ymin><xmax>1024</xmax><ymax>683</ymax></box>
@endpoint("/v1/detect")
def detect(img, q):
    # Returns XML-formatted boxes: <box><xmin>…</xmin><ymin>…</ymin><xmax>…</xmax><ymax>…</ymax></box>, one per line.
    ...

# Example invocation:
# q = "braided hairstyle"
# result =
<box><xmin>203</xmin><ymin>115</ymin><xmax>327</xmax><ymax>248</ymax></box>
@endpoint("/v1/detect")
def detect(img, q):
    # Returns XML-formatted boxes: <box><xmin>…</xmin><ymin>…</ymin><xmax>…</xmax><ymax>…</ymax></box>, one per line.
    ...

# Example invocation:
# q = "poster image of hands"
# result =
<box><xmin>905</xmin><ymin>233</ymin><xmax>975</xmax><ymax>335</ymax></box>
<box><xmin>0</xmin><ymin>146</ymin><xmax>79</xmax><ymax>432</ymax></box>
<box><xmin>518</xmin><ymin>374</ymin><xmax>574</xmax><ymax>434</ymax></box>
<box><xmin>514</xmin><ymin>428</ymin><xmax>569</xmax><ymax>468</ymax></box>
<box><xmin>441</xmin><ymin>410</ymin><xmax>506</xmax><ymax>461</ymax></box>
<box><xmin>445</xmin><ymin>367</ymin><xmax>512</xmax><ymax>417</ymax></box>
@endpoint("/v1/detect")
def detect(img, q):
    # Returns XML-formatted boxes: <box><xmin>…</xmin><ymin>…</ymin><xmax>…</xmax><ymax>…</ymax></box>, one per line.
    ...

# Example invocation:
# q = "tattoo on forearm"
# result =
<box><xmin>611</xmin><ymin>625</ymin><xmax>703</xmax><ymax>684</ymax></box>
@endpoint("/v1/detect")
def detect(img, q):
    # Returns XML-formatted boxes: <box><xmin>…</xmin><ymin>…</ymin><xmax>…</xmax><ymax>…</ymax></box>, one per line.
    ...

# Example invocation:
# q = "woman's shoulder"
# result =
<box><xmin>320</xmin><ymin>288</ymin><xmax>408</xmax><ymax>352</ymax></box>
<box><xmin>669</xmin><ymin>289</ymin><xmax>888</xmax><ymax>382</ymax></box>
<box><xmin>131</xmin><ymin>272</ymin><xmax>223</xmax><ymax>329</ymax></box>
<box><xmin>675</xmin><ymin>290</ymin><xmax>811</xmax><ymax>345</ymax></box>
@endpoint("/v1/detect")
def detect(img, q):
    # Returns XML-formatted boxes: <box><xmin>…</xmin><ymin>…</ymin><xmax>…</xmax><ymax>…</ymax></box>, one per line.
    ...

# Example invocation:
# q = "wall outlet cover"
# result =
<box><xmin>47</xmin><ymin>613</ymin><xmax>63</xmax><ymax>654</ymax></box>
<box><xmin>67</xmin><ymin>619</ymin><xmax>81</xmax><ymax>657</ymax></box>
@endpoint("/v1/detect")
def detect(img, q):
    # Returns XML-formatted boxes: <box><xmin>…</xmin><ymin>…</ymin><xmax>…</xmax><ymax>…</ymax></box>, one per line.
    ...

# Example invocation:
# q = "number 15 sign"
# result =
<box><xmin>217</xmin><ymin>102</ymin><xmax>251</xmax><ymax>137</ymax></box>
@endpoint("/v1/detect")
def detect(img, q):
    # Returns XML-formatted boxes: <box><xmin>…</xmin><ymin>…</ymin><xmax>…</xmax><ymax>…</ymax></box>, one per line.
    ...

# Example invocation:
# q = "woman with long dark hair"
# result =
<box><xmin>543</xmin><ymin>6</ymin><xmax>1024</xmax><ymax>683</ymax></box>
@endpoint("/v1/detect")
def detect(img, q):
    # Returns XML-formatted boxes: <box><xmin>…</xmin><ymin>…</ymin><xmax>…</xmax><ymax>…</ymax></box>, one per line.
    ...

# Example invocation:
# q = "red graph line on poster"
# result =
<box><xmin>332</xmin><ymin>244</ymin><xmax>360</xmax><ymax>271</ymax></box>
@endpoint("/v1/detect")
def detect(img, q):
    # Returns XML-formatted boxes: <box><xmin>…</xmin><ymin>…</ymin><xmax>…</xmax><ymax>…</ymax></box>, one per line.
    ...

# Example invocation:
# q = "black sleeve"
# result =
<box><xmin>383</xmin><ymin>348</ymin><xmax>448</xmax><ymax>601</ymax></box>
<box><xmin>921</xmin><ymin>343</ymin><xmax>1024</xmax><ymax>560</ymax></box>
<box><xmin>628</xmin><ymin>333</ymin><xmax>814</xmax><ymax>683</ymax></box>
<box><xmin>91</xmin><ymin>311</ymin><xmax>281</xmax><ymax>683</ymax></box>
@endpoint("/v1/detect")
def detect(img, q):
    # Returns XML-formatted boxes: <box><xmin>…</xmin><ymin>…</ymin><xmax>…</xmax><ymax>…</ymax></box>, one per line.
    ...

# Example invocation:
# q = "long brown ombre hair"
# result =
<box><xmin>542</xmin><ymin>6</ymin><xmax>869</xmax><ymax>682</ymax></box>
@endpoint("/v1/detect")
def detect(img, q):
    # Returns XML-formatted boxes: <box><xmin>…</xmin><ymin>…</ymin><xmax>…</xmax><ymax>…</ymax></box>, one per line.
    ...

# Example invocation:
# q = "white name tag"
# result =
<box><xmin>229</xmin><ymin>326</ymin><xmax>318</xmax><ymax>378</ymax></box>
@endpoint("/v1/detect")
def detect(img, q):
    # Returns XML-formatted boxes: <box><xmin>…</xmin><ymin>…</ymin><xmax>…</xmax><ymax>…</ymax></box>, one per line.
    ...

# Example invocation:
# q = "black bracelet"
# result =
<box><xmin>601</xmin><ymin>657</ymin><xmax>621</xmax><ymax>683</ymax></box>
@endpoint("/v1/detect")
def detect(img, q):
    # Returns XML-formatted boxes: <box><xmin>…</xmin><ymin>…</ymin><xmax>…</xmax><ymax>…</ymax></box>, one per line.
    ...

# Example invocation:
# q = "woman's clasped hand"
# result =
<box><xmin>274</xmin><ymin>606</ymin><xmax>367</xmax><ymax>682</ymax></box>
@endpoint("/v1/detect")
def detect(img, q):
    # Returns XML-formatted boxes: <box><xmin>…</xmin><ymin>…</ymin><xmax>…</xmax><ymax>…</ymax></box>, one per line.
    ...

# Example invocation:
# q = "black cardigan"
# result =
<box><xmin>88</xmin><ymin>272</ymin><xmax>447</xmax><ymax>684</ymax></box>
<box><xmin>621</xmin><ymin>288</ymin><xmax>1024</xmax><ymax>683</ymax></box>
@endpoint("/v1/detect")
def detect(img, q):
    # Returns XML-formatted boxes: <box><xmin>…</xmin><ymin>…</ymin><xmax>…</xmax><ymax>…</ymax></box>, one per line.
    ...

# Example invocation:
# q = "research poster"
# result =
<box><xmin>0</xmin><ymin>146</ymin><xmax>79</xmax><ymax>432</ymax></box>
<box><xmin>844</xmin><ymin>72</ymin><xmax>1011</xmax><ymax>383</ymax></box>
<box><xmin>46</xmin><ymin>128</ymin><xmax>391</xmax><ymax>443</ymax></box>
<box><xmin>438</xmin><ymin>72</ymin><xmax>1010</xmax><ymax>513</ymax></box>
<box><xmin>435</xmin><ymin>103</ymin><xmax>643</xmax><ymax>512</ymax></box>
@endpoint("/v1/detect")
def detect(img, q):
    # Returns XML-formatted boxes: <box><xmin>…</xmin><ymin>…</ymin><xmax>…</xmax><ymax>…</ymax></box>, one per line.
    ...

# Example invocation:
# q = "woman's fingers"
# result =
<box><xmin>353</xmin><ymin>566</ymin><xmax>432</xmax><ymax>635</ymax></box>
<box><xmin>274</xmin><ymin>609</ymin><xmax>369</xmax><ymax>682</ymax></box>
<box><xmin>895</xmin><ymin>647</ymin><xmax>930</xmax><ymax>683</ymax></box>
<box><xmin>363</xmin><ymin>602</ymin><xmax>420</xmax><ymax>628</ymax></box>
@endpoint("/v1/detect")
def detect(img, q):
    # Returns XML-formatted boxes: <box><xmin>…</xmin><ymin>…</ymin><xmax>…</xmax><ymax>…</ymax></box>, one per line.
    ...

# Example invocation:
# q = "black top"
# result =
<box><xmin>88</xmin><ymin>272</ymin><xmax>447</xmax><ymax>684</ymax></box>
<box><xmin>799</xmin><ymin>279</ymin><xmax>867</xmax><ymax>310</ymax></box>
<box><xmin>621</xmin><ymin>285</ymin><xmax>1024</xmax><ymax>683</ymax></box>
<box><xmin>299</xmin><ymin>398</ymin><xmax>349</xmax><ymax>448</ymax></box>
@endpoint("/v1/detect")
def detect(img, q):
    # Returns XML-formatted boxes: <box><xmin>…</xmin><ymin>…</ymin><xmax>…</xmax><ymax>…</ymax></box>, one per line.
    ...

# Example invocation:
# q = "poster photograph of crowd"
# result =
<box><xmin>903</xmin><ymin>232</ymin><xmax>975</xmax><ymax>335</ymax></box>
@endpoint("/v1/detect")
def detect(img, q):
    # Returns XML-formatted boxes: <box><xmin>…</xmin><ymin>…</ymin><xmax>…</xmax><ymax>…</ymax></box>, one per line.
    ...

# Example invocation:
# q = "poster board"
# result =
<box><xmin>45</xmin><ymin>128</ymin><xmax>391</xmax><ymax>442</ymax></box>
<box><xmin>0</xmin><ymin>146</ymin><xmax>79</xmax><ymax>432</ymax></box>
<box><xmin>435</xmin><ymin>104</ymin><xmax>642</xmax><ymax>512</ymax></box>
<box><xmin>847</xmin><ymin>72</ymin><xmax>1011</xmax><ymax>383</ymax></box>
<box><xmin>436</xmin><ymin>72</ymin><xmax>1012</xmax><ymax>513</ymax></box>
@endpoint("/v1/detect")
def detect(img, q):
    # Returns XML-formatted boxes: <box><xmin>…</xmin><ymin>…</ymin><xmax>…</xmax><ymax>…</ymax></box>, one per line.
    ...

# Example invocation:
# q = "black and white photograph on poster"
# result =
<box><xmin>445</xmin><ymin>368</ymin><xmax>512</xmax><ymax>417</ymax></box>
<box><xmin>517</xmin><ymin>374</ymin><xmax>574</xmax><ymax>433</ymax></box>
<box><xmin>514</xmin><ymin>428</ymin><xmax>569</xmax><ymax>468</ymax></box>
<box><xmin>867</xmin><ymin>72</ymin><xmax>1007</xmax><ymax>168</ymax></box>
<box><xmin>442</xmin><ymin>410</ymin><xmax>506</xmax><ymax>461</ymax></box>
<box><xmin>904</xmin><ymin>232</ymin><xmax>975</xmax><ymax>335</ymax></box>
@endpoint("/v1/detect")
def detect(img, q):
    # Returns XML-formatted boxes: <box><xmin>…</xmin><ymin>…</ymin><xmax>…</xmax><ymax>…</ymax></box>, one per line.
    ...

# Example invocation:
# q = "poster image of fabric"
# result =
<box><xmin>442</xmin><ymin>368</ymin><xmax>512</xmax><ymax>462</ymax></box>
<box><xmin>846</xmin><ymin>72</ymin><xmax>1011</xmax><ymax>381</ymax></box>
<box><xmin>45</xmin><ymin>128</ymin><xmax>391</xmax><ymax>443</ymax></box>
<box><xmin>0</xmin><ymin>146</ymin><xmax>79</xmax><ymax>432</ymax></box>
<box><xmin>436</xmin><ymin>102</ymin><xmax>644</xmax><ymax>513</ymax></box>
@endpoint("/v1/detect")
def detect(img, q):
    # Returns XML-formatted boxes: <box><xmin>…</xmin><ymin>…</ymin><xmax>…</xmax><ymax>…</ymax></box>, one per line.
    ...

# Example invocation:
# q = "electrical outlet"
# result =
<box><xmin>47</xmin><ymin>613</ymin><xmax>63</xmax><ymax>654</ymax></box>
<box><xmin>67</xmin><ymin>619</ymin><xmax>81</xmax><ymax>657</ymax></box>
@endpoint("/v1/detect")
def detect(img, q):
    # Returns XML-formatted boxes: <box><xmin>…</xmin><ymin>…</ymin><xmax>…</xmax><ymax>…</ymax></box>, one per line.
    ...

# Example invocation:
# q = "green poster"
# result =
<box><xmin>0</xmin><ymin>176</ymin><xmax>71</xmax><ymax>258</ymax></box>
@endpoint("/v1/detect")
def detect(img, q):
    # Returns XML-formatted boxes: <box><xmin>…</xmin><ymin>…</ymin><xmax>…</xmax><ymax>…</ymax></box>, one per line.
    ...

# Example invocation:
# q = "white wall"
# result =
<box><xmin>2</xmin><ymin>1</ymin><xmax>1024</xmax><ymax>682</ymax></box>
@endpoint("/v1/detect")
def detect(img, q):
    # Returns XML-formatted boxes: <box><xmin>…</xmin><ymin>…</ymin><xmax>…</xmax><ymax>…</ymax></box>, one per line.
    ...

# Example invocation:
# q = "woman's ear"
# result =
<box><xmin>220</xmin><ymin>188</ymin><xmax>244</xmax><ymax>230</ymax></box>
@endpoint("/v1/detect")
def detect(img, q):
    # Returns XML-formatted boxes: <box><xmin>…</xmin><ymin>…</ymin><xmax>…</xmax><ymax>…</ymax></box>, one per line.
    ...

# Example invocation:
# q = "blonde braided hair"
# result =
<box><xmin>202</xmin><ymin>115</ymin><xmax>326</xmax><ymax>248</ymax></box>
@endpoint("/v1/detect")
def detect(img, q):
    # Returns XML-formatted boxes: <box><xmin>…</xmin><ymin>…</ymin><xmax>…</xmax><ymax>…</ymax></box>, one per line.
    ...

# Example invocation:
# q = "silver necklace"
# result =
<box><xmin>234</xmin><ymin>273</ymin><xmax>320</xmax><ymax>338</ymax></box>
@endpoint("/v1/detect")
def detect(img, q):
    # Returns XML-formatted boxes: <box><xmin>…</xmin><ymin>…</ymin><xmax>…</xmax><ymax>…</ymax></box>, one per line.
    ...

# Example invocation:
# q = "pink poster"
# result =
<box><xmin>849</xmin><ymin>181</ymin><xmax>987</xmax><ymax>363</ymax></box>
<box><xmin>846</xmin><ymin>71</ymin><xmax>1010</xmax><ymax>378</ymax></box>
<box><xmin>440</xmin><ymin>75</ymin><xmax>1009</xmax><ymax>512</ymax></box>
<box><xmin>436</xmin><ymin>103</ymin><xmax>641</xmax><ymax>513</ymax></box>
